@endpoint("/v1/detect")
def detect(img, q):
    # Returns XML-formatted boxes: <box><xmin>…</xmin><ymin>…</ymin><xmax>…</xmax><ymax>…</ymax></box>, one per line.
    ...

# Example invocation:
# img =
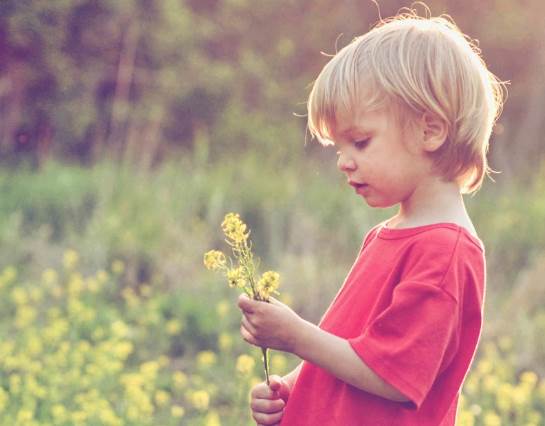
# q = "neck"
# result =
<box><xmin>390</xmin><ymin>178</ymin><xmax>472</xmax><ymax>230</ymax></box>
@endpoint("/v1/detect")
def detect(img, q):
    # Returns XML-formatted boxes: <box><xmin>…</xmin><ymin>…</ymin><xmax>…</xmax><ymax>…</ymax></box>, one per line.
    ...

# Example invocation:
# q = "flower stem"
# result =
<box><xmin>262</xmin><ymin>347</ymin><xmax>270</xmax><ymax>386</ymax></box>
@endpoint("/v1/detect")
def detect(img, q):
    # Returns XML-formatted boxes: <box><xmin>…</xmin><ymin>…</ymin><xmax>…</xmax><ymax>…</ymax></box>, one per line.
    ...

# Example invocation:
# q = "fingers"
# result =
<box><xmin>268</xmin><ymin>375</ymin><xmax>290</xmax><ymax>402</ymax></box>
<box><xmin>268</xmin><ymin>375</ymin><xmax>282</xmax><ymax>391</ymax></box>
<box><xmin>251</xmin><ymin>397</ymin><xmax>285</xmax><ymax>414</ymax></box>
<box><xmin>240</xmin><ymin>321</ymin><xmax>260</xmax><ymax>346</ymax></box>
<box><xmin>252</xmin><ymin>409</ymin><xmax>284</xmax><ymax>425</ymax></box>
<box><xmin>238</xmin><ymin>293</ymin><xmax>257</xmax><ymax>313</ymax></box>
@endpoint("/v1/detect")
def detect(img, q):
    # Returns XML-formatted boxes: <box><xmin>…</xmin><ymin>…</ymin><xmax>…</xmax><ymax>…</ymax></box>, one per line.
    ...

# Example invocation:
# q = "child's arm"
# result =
<box><xmin>238</xmin><ymin>295</ymin><xmax>409</xmax><ymax>403</ymax></box>
<box><xmin>293</xmin><ymin>319</ymin><xmax>409</xmax><ymax>402</ymax></box>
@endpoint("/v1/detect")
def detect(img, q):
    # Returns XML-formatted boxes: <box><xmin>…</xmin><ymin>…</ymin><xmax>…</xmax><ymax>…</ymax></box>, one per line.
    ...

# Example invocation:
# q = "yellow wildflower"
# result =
<box><xmin>63</xmin><ymin>249</ymin><xmax>79</xmax><ymax>270</ymax></box>
<box><xmin>482</xmin><ymin>411</ymin><xmax>501</xmax><ymax>426</ymax></box>
<box><xmin>520</xmin><ymin>370</ymin><xmax>538</xmax><ymax>388</ymax></box>
<box><xmin>112</xmin><ymin>259</ymin><xmax>125</xmax><ymax>274</ymax></box>
<box><xmin>173</xmin><ymin>371</ymin><xmax>188</xmax><ymax>389</ymax></box>
<box><xmin>221</xmin><ymin>212</ymin><xmax>249</xmax><ymax>243</ymax></box>
<box><xmin>227</xmin><ymin>266</ymin><xmax>246</xmax><ymax>289</ymax></box>
<box><xmin>236</xmin><ymin>354</ymin><xmax>255</xmax><ymax>376</ymax></box>
<box><xmin>166</xmin><ymin>319</ymin><xmax>182</xmax><ymax>335</ymax></box>
<box><xmin>0</xmin><ymin>387</ymin><xmax>8</xmax><ymax>413</ymax></box>
<box><xmin>197</xmin><ymin>351</ymin><xmax>217</xmax><ymax>368</ymax></box>
<box><xmin>17</xmin><ymin>409</ymin><xmax>34</xmax><ymax>422</ymax></box>
<box><xmin>96</xmin><ymin>269</ymin><xmax>109</xmax><ymax>284</ymax></box>
<box><xmin>140</xmin><ymin>361</ymin><xmax>160</xmax><ymax>380</ymax></box>
<box><xmin>204</xmin><ymin>250</ymin><xmax>227</xmax><ymax>271</ymax></box>
<box><xmin>188</xmin><ymin>390</ymin><xmax>210</xmax><ymax>411</ymax></box>
<box><xmin>154</xmin><ymin>390</ymin><xmax>170</xmax><ymax>406</ymax></box>
<box><xmin>218</xmin><ymin>332</ymin><xmax>233</xmax><ymax>352</ymax></box>
<box><xmin>11</xmin><ymin>287</ymin><xmax>28</xmax><ymax>305</ymax></box>
<box><xmin>1</xmin><ymin>265</ymin><xmax>17</xmax><ymax>284</ymax></box>
<box><xmin>171</xmin><ymin>405</ymin><xmax>185</xmax><ymax>418</ymax></box>
<box><xmin>204</xmin><ymin>410</ymin><xmax>221</xmax><ymax>426</ymax></box>
<box><xmin>42</xmin><ymin>268</ymin><xmax>58</xmax><ymax>285</ymax></box>
<box><xmin>256</xmin><ymin>271</ymin><xmax>280</xmax><ymax>300</ymax></box>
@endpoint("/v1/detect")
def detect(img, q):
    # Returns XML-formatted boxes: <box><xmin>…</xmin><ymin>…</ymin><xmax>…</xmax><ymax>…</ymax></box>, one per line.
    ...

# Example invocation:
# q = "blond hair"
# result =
<box><xmin>307</xmin><ymin>11</ymin><xmax>506</xmax><ymax>193</ymax></box>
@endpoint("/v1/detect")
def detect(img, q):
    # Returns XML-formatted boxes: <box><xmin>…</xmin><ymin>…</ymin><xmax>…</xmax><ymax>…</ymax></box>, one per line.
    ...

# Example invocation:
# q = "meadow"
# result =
<box><xmin>0</xmin><ymin>154</ymin><xmax>544</xmax><ymax>425</ymax></box>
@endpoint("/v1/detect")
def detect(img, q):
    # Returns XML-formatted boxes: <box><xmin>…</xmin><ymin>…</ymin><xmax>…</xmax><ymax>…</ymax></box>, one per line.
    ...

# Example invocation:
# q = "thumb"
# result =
<box><xmin>269</xmin><ymin>375</ymin><xmax>290</xmax><ymax>402</ymax></box>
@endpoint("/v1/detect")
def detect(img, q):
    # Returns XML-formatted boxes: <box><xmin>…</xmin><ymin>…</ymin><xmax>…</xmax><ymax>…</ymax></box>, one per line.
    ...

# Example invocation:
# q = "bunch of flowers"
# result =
<box><xmin>204</xmin><ymin>213</ymin><xmax>280</xmax><ymax>384</ymax></box>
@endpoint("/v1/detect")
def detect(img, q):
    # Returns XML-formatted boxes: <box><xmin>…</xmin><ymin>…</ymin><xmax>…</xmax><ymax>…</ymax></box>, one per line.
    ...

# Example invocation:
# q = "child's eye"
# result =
<box><xmin>353</xmin><ymin>139</ymin><xmax>370</xmax><ymax>149</ymax></box>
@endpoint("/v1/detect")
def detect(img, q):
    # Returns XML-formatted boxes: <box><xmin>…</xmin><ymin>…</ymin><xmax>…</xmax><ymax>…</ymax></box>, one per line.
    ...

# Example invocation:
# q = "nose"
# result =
<box><xmin>337</xmin><ymin>150</ymin><xmax>356</xmax><ymax>172</ymax></box>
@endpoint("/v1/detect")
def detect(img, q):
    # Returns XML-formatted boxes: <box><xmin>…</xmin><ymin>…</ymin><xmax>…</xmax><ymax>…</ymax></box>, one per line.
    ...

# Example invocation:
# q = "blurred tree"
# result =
<box><xmin>0</xmin><ymin>0</ymin><xmax>542</xmax><ymax>177</ymax></box>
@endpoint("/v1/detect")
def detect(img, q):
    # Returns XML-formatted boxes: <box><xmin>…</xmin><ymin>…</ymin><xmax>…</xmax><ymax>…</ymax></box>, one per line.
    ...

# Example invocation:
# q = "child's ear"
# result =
<box><xmin>420</xmin><ymin>113</ymin><xmax>448</xmax><ymax>153</ymax></box>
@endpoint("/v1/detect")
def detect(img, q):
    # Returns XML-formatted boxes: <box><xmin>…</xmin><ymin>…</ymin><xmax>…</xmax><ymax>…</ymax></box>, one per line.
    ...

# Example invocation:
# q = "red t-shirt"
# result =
<box><xmin>280</xmin><ymin>223</ymin><xmax>485</xmax><ymax>426</ymax></box>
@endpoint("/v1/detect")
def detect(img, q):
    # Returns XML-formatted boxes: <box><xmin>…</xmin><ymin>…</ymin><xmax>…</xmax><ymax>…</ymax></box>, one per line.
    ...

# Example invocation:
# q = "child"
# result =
<box><xmin>237</xmin><ymin>10</ymin><xmax>504</xmax><ymax>426</ymax></box>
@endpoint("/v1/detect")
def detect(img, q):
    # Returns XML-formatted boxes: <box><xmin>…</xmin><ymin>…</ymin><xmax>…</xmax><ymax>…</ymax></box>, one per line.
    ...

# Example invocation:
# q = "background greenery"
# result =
<box><xmin>0</xmin><ymin>0</ymin><xmax>544</xmax><ymax>425</ymax></box>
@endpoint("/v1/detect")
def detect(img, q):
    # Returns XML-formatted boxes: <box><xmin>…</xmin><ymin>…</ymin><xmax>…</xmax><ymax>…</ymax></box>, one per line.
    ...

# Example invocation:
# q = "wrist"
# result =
<box><xmin>292</xmin><ymin>318</ymin><xmax>317</xmax><ymax>359</ymax></box>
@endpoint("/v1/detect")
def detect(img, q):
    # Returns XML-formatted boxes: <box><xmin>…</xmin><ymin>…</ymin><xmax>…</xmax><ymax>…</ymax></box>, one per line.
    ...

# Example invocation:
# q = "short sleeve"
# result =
<box><xmin>348</xmin><ymin>233</ymin><xmax>463</xmax><ymax>409</ymax></box>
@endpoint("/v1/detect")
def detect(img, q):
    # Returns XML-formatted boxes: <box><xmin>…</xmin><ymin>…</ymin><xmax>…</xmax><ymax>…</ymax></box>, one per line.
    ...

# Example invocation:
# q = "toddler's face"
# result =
<box><xmin>332</xmin><ymin>105</ymin><xmax>434</xmax><ymax>208</ymax></box>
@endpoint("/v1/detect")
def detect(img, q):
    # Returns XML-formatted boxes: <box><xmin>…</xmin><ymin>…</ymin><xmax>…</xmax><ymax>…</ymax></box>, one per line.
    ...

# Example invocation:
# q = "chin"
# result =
<box><xmin>364</xmin><ymin>197</ymin><xmax>396</xmax><ymax>209</ymax></box>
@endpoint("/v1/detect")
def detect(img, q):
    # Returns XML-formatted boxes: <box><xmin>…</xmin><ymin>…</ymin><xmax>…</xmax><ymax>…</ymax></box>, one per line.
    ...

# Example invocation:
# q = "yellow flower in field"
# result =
<box><xmin>111</xmin><ymin>320</ymin><xmax>130</xmax><ymax>338</ymax></box>
<box><xmin>204</xmin><ymin>410</ymin><xmax>221</xmax><ymax>426</ymax></box>
<box><xmin>96</xmin><ymin>269</ymin><xmax>109</xmax><ymax>284</ymax></box>
<box><xmin>227</xmin><ymin>266</ymin><xmax>246</xmax><ymax>289</ymax></box>
<box><xmin>173</xmin><ymin>371</ymin><xmax>188</xmax><ymax>389</ymax></box>
<box><xmin>171</xmin><ymin>405</ymin><xmax>185</xmax><ymax>418</ymax></box>
<box><xmin>197</xmin><ymin>351</ymin><xmax>217</xmax><ymax>368</ymax></box>
<box><xmin>72</xmin><ymin>411</ymin><xmax>88</xmax><ymax>423</ymax></box>
<box><xmin>42</xmin><ymin>268</ymin><xmax>58</xmax><ymax>285</ymax></box>
<box><xmin>477</xmin><ymin>359</ymin><xmax>493</xmax><ymax>375</ymax></box>
<box><xmin>236</xmin><ymin>354</ymin><xmax>255</xmax><ymax>376</ymax></box>
<box><xmin>496</xmin><ymin>383</ymin><xmax>513</xmax><ymax>413</ymax></box>
<box><xmin>15</xmin><ymin>305</ymin><xmax>37</xmax><ymax>328</ymax></box>
<box><xmin>154</xmin><ymin>390</ymin><xmax>170</xmax><ymax>406</ymax></box>
<box><xmin>63</xmin><ymin>249</ymin><xmax>79</xmax><ymax>270</ymax></box>
<box><xmin>112</xmin><ymin>259</ymin><xmax>125</xmax><ymax>274</ymax></box>
<box><xmin>27</xmin><ymin>336</ymin><xmax>43</xmax><ymax>356</ymax></box>
<box><xmin>482</xmin><ymin>375</ymin><xmax>499</xmax><ymax>393</ymax></box>
<box><xmin>483</xmin><ymin>411</ymin><xmax>501</xmax><ymax>426</ymax></box>
<box><xmin>11</xmin><ymin>287</ymin><xmax>28</xmax><ymax>305</ymax></box>
<box><xmin>457</xmin><ymin>410</ymin><xmax>475</xmax><ymax>426</ymax></box>
<box><xmin>113</xmin><ymin>341</ymin><xmax>133</xmax><ymax>360</ymax></box>
<box><xmin>218</xmin><ymin>332</ymin><xmax>233</xmax><ymax>352</ymax></box>
<box><xmin>87</xmin><ymin>277</ymin><xmax>100</xmax><ymax>293</ymax></box>
<box><xmin>16</xmin><ymin>409</ymin><xmax>34</xmax><ymax>422</ymax></box>
<box><xmin>221</xmin><ymin>212</ymin><xmax>249</xmax><ymax>243</ymax></box>
<box><xmin>1</xmin><ymin>265</ymin><xmax>17</xmax><ymax>284</ymax></box>
<box><xmin>29</xmin><ymin>287</ymin><xmax>43</xmax><ymax>302</ymax></box>
<box><xmin>520</xmin><ymin>370</ymin><xmax>538</xmax><ymax>388</ymax></box>
<box><xmin>188</xmin><ymin>389</ymin><xmax>210</xmax><ymax>411</ymax></box>
<box><xmin>140</xmin><ymin>360</ymin><xmax>160</xmax><ymax>380</ymax></box>
<box><xmin>166</xmin><ymin>319</ymin><xmax>183</xmax><ymax>335</ymax></box>
<box><xmin>204</xmin><ymin>250</ymin><xmax>227</xmax><ymax>271</ymax></box>
<box><xmin>512</xmin><ymin>383</ymin><xmax>530</xmax><ymax>407</ymax></box>
<box><xmin>256</xmin><ymin>271</ymin><xmax>280</xmax><ymax>299</ymax></box>
<box><xmin>68</xmin><ymin>273</ymin><xmax>84</xmax><ymax>296</ymax></box>
<box><xmin>0</xmin><ymin>387</ymin><xmax>8</xmax><ymax>413</ymax></box>
<box><xmin>99</xmin><ymin>409</ymin><xmax>122</xmax><ymax>426</ymax></box>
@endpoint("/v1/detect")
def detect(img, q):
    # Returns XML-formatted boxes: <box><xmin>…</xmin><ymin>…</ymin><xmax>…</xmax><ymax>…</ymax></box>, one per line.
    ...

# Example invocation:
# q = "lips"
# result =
<box><xmin>348</xmin><ymin>180</ymin><xmax>367</xmax><ymax>189</ymax></box>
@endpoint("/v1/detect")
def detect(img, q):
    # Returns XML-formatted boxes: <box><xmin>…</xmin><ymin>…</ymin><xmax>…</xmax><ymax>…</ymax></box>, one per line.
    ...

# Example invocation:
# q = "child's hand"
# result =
<box><xmin>238</xmin><ymin>294</ymin><xmax>305</xmax><ymax>353</ymax></box>
<box><xmin>250</xmin><ymin>375</ymin><xmax>290</xmax><ymax>426</ymax></box>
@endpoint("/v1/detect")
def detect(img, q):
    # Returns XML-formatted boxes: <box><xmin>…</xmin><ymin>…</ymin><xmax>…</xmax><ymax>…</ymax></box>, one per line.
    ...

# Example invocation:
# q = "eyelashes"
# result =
<box><xmin>354</xmin><ymin>139</ymin><xmax>371</xmax><ymax>149</ymax></box>
<box><xmin>335</xmin><ymin>138</ymin><xmax>371</xmax><ymax>156</ymax></box>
